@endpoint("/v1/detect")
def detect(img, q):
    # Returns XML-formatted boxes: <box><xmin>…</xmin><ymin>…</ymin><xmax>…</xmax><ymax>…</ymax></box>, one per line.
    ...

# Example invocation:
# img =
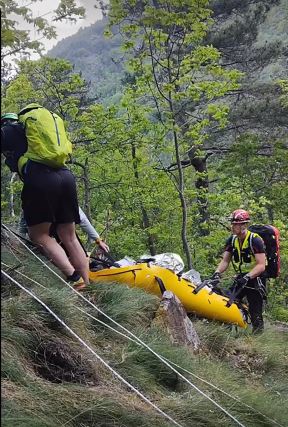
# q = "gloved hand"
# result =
<box><xmin>236</xmin><ymin>274</ymin><xmax>250</xmax><ymax>288</ymax></box>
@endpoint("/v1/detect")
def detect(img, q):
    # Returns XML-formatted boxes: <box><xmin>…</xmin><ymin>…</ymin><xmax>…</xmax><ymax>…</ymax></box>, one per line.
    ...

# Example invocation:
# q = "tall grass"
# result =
<box><xmin>1</xmin><ymin>236</ymin><xmax>288</xmax><ymax>426</ymax></box>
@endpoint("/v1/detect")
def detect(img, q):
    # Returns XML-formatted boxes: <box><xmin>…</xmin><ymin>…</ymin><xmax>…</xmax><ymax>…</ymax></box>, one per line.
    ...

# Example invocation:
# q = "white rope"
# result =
<box><xmin>3</xmin><ymin>225</ymin><xmax>246</xmax><ymax>426</ymax></box>
<box><xmin>77</xmin><ymin>307</ymin><xmax>284</xmax><ymax>427</ymax></box>
<box><xmin>1</xmin><ymin>269</ymin><xmax>184</xmax><ymax>427</ymax></box>
<box><xmin>2</xmin><ymin>258</ymin><xmax>283</xmax><ymax>427</ymax></box>
<box><xmin>2</xmin><ymin>262</ymin><xmax>47</xmax><ymax>289</ymax></box>
<box><xmin>3</xmin><ymin>229</ymin><xmax>283</xmax><ymax>427</ymax></box>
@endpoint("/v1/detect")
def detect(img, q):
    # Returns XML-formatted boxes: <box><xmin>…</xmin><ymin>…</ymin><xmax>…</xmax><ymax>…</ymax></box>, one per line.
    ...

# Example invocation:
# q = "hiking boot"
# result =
<box><xmin>67</xmin><ymin>271</ymin><xmax>81</xmax><ymax>282</ymax></box>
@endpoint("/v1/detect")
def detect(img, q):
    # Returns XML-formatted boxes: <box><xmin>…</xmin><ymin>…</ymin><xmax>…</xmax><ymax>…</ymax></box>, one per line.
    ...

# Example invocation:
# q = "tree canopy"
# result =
<box><xmin>1</xmin><ymin>0</ymin><xmax>287</xmax><ymax>283</ymax></box>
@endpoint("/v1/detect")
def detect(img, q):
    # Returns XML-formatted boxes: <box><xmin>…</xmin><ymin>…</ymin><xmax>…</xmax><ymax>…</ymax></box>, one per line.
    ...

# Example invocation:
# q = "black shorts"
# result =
<box><xmin>21</xmin><ymin>161</ymin><xmax>80</xmax><ymax>226</ymax></box>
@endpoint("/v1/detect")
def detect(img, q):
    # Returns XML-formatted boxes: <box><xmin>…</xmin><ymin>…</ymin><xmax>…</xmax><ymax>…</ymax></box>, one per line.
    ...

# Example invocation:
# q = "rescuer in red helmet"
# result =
<box><xmin>211</xmin><ymin>209</ymin><xmax>267</xmax><ymax>333</ymax></box>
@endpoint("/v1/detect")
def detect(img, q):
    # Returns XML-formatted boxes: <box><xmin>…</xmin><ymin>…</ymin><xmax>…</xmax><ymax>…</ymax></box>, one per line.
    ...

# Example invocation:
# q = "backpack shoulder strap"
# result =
<box><xmin>248</xmin><ymin>231</ymin><xmax>253</xmax><ymax>254</ymax></box>
<box><xmin>248</xmin><ymin>231</ymin><xmax>261</xmax><ymax>255</ymax></box>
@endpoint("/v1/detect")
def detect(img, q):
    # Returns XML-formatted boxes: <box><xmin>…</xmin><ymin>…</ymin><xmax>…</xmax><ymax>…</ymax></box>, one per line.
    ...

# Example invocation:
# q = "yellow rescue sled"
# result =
<box><xmin>89</xmin><ymin>263</ymin><xmax>247</xmax><ymax>328</ymax></box>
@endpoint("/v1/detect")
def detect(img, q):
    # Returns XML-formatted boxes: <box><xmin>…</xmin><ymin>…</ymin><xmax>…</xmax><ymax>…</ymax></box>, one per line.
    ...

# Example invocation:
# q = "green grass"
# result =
<box><xmin>1</xmin><ymin>234</ymin><xmax>288</xmax><ymax>426</ymax></box>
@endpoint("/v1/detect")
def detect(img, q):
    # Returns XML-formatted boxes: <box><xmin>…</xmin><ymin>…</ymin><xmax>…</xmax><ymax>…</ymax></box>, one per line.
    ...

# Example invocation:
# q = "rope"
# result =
<box><xmin>2</xmin><ymin>224</ymin><xmax>247</xmax><ymax>426</ymax></box>
<box><xmin>2</xmin><ymin>227</ymin><xmax>283</xmax><ymax>426</ymax></box>
<box><xmin>2</xmin><ymin>258</ymin><xmax>283</xmax><ymax>427</ymax></box>
<box><xmin>2</xmin><ymin>225</ymin><xmax>247</xmax><ymax>426</ymax></box>
<box><xmin>2</xmin><ymin>262</ymin><xmax>46</xmax><ymax>289</ymax></box>
<box><xmin>76</xmin><ymin>308</ymin><xmax>283</xmax><ymax>427</ymax></box>
<box><xmin>1</xmin><ymin>270</ymin><xmax>184</xmax><ymax>427</ymax></box>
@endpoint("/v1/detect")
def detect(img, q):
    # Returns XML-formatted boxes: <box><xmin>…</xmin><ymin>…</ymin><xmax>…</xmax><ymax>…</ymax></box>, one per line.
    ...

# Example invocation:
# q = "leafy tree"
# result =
<box><xmin>278</xmin><ymin>79</ymin><xmax>288</xmax><ymax>109</ymax></box>
<box><xmin>206</xmin><ymin>0</ymin><xmax>287</xmax><ymax>143</ymax></box>
<box><xmin>74</xmin><ymin>95</ymin><xmax>182</xmax><ymax>258</ymax></box>
<box><xmin>1</xmin><ymin>0</ymin><xmax>85</xmax><ymax>76</ymax></box>
<box><xmin>2</xmin><ymin>57</ymin><xmax>90</xmax><ymax>119</ymax></box>
<box><xmin>98</xmin><ymin>0</ymin><xmax>241</xmax><ymax>267</ymax></box>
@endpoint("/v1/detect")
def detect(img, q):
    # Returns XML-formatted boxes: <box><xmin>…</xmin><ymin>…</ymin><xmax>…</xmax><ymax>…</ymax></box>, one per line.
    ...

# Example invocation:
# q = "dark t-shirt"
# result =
<box><xmin>224</xmin><ymin>234</ymin><xmax>265</xmax><ymax>254</ymax></box>
<box><xmin>1</xmin><ymin>122</ymin><xmax>28</xmax><ymax>172</ymax></box>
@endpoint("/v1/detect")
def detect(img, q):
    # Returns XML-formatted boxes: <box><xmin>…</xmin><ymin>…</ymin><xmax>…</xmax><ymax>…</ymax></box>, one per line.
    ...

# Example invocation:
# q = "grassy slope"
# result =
<box><xmin>1</xmin><ymin>235</ymin><xmax>288</xmax><ymax>427</ymax></box>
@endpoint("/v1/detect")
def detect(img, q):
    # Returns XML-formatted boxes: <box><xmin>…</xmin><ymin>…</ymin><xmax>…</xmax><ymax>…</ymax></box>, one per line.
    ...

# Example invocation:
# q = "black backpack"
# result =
<box><xmin>248</xmin><ymin>225</ymin><xmax>280</xmax><ymax>278</ymax></box>
<box><xmin>1</xmin><ymin>122</ymin><xmax>28</xmax><ymax>173</ymax></box>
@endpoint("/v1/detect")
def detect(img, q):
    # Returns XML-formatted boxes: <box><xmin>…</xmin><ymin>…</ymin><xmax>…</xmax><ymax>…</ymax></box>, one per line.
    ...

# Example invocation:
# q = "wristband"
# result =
<box><xmin>95</xmin><ymin>238</ymin><xmax>101</xmax><ymax>244</ymax></box>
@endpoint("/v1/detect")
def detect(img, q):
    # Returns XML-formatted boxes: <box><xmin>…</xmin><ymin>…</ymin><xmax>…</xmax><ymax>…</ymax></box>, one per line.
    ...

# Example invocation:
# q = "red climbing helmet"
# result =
<box><xmin>229</xmin><ymin>209</ymin><xmax>250</xmax><ymax>224</ymax></box>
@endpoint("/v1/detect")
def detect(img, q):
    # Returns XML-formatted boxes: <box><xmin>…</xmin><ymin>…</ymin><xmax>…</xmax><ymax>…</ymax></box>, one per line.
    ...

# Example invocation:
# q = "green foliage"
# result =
<box><xmin>101</xmin><ymin>0</ymin><xmax>244</xmax><ymax>267</ymax></box>
<box><xmin>278</xmin><ymin>79</ymin><xmax>288</xmax><ymax>108</ymax></box>
<box><xmin>268</xmin><ymin>282</ymin><xmax>288</xmax><ymax>322</ymax></box>
<box><xmin>1</xmin><ymin>0</ymin><xmax>85</xmax><ymax>58</ymax></box>
<box><xmin>1</xmin><ymin>57</ymin><xmax>90</xmax><ymax>121</ymax></box>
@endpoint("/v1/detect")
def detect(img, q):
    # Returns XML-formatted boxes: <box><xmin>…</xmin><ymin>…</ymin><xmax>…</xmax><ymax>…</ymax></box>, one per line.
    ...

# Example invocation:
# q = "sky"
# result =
<box><xmin>19</xmin><ymin>0</ymin><xmax>103</xmax><ymax>56</ymax></box>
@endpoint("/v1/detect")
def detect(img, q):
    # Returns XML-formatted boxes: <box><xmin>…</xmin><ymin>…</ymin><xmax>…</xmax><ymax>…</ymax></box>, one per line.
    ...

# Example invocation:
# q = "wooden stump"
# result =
<box><xmin>153</xmin><ymin>290</ymin><xmax>201</xmax><ymax>352</ymax></box>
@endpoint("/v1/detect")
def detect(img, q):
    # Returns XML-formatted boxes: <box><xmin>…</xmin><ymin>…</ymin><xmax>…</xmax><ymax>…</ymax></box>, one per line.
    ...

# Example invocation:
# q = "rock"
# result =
<box><xmin>153</xmin><ymin>290</ymin><xmax>201</xmax><ymax>352</ymax></box>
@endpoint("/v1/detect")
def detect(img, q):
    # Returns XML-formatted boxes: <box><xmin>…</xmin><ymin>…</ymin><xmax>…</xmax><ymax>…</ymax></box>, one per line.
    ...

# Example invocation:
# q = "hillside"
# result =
<box><xmin>1</xmin><ymin>229</ymin><xmax>288</xmax><ymax>427</ymax></box>
<box><xmin>1</xmin><ymin>2</ymin><xmax>288</xmax><ymax>424</ymax></box>
<box><xmin>48</xmin><ymin>0</ymin><xmax>288</xmax><ymax>103</ymax></box>
<box><xmin>48</xmin><ymin>18</ymin><xmax>124</xmax><ymax>103</ymax></box>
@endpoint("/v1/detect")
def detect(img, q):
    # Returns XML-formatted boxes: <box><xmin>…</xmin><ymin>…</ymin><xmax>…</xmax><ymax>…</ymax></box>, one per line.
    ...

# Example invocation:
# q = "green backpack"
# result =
<box><xmin>18</xmin><ymin>103</ymin><xmax>72</xmax><ymax>172</ymax></box>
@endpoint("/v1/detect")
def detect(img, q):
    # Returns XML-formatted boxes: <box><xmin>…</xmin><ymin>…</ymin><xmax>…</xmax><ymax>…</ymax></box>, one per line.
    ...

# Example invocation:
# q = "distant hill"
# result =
<box><xmin>48</xmin><ymin>18</ymin><xmax>124</xmax><ymax>103</ymax></box>
<box><xmin>48</xmin><ymin>1</ymin><xmax>287</xmax><ymax>102</ymax></box>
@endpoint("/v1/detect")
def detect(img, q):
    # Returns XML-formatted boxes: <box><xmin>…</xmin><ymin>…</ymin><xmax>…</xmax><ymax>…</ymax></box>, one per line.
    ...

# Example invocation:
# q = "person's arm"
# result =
<box><xmin>79</xmin><ymin>208</ymin><xmax>100</xmax><ymax>241</ymax></box>
<box><xmin>78</xmin><ymin>208</ymin><xmax>109</xmax><ymax>252</ymax></box>
<box><xmin>215</xmin><ymin>251</ymin><xmax>232</xmax><ymax>274</ymax></box>
<box><xmin>247</xmin><ymin>235</ymin><xmax>266</xmax><ymax>279</ymax></box>
<box><xmin>247</xmin><ymin>253</ymin><xmax>266</xmax><ymax>279</ymax></box>
<box><xmin>95</xmin><ymin>237</ymin><xmax>110</xmax><ymax>253</ymax></box>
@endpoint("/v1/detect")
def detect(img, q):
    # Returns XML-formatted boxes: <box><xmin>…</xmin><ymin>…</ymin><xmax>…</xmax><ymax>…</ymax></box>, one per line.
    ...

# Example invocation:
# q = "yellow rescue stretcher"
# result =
<box><xmin>89</xmin><ymin>263</ymin><xmax>247</xmax><ymax>328</ymax></box>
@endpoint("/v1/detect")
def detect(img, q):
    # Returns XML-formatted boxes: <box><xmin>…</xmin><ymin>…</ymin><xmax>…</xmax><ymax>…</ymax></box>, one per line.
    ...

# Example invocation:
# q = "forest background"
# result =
<box><xmin>1</xmin><ymin>1</ymin><xmax>288</xmax><ymax>427</ymax></box>
<box><xmin>1</xmin><ymin>0</ymin><xmax>288</xmax><ymax>316</ymax></box>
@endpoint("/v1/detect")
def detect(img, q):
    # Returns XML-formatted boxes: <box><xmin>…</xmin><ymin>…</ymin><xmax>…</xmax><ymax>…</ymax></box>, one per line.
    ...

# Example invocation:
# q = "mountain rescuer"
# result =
<box><xmin>211</xmin><ymin>209</ymin><xmax>267</xmax><ymax>333</ymax></box>
<box><xmin>1</xmin><ymin>108</ymin><xmax>89</xmax><ymax>290</ymax></box>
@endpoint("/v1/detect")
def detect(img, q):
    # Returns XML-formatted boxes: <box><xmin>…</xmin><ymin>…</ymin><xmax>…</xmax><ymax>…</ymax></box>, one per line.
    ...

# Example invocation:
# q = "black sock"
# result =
<box><xmin>67</xmin><ymin>271</ymin><xmax>81</xmax><ymax>282</ymax></box>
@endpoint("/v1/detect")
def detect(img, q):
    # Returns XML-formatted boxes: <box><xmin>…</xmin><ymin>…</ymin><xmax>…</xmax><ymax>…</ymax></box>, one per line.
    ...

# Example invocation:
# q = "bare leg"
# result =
<box><xmin>57</xmin><ymin>222</ymin><xmax>89</xmax><ymax>284</ymax></box>
<box><xmin>28</xmin><ymin>222</ymin><xmax>75</xmax><ymax>278</ymax></box>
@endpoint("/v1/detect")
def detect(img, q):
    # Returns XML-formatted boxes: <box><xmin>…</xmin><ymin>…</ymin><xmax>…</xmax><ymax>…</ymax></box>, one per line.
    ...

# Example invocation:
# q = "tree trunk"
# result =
<box><xmin>71</xmin><ymin>158</ymin><xmax>91</xmax><ymax>222</ymax></box>
<box><xmin>131</xmin><ymin>143</ymin><xmax>157</xmax><ymax>255</ymax></box>
<box><xmin>83</xmin><ymin>157</ymin><xmax>91</xmax><ymax>222</ymax></box>
<box><xmin>170</xmin><ymin>117</ymin><xmax>192</xmax><ymax>268</ymax></box>
<box><xmin>188</xmin><ymin>147</ymin><xmax>209</xmax><ymax>236</ymax></box>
